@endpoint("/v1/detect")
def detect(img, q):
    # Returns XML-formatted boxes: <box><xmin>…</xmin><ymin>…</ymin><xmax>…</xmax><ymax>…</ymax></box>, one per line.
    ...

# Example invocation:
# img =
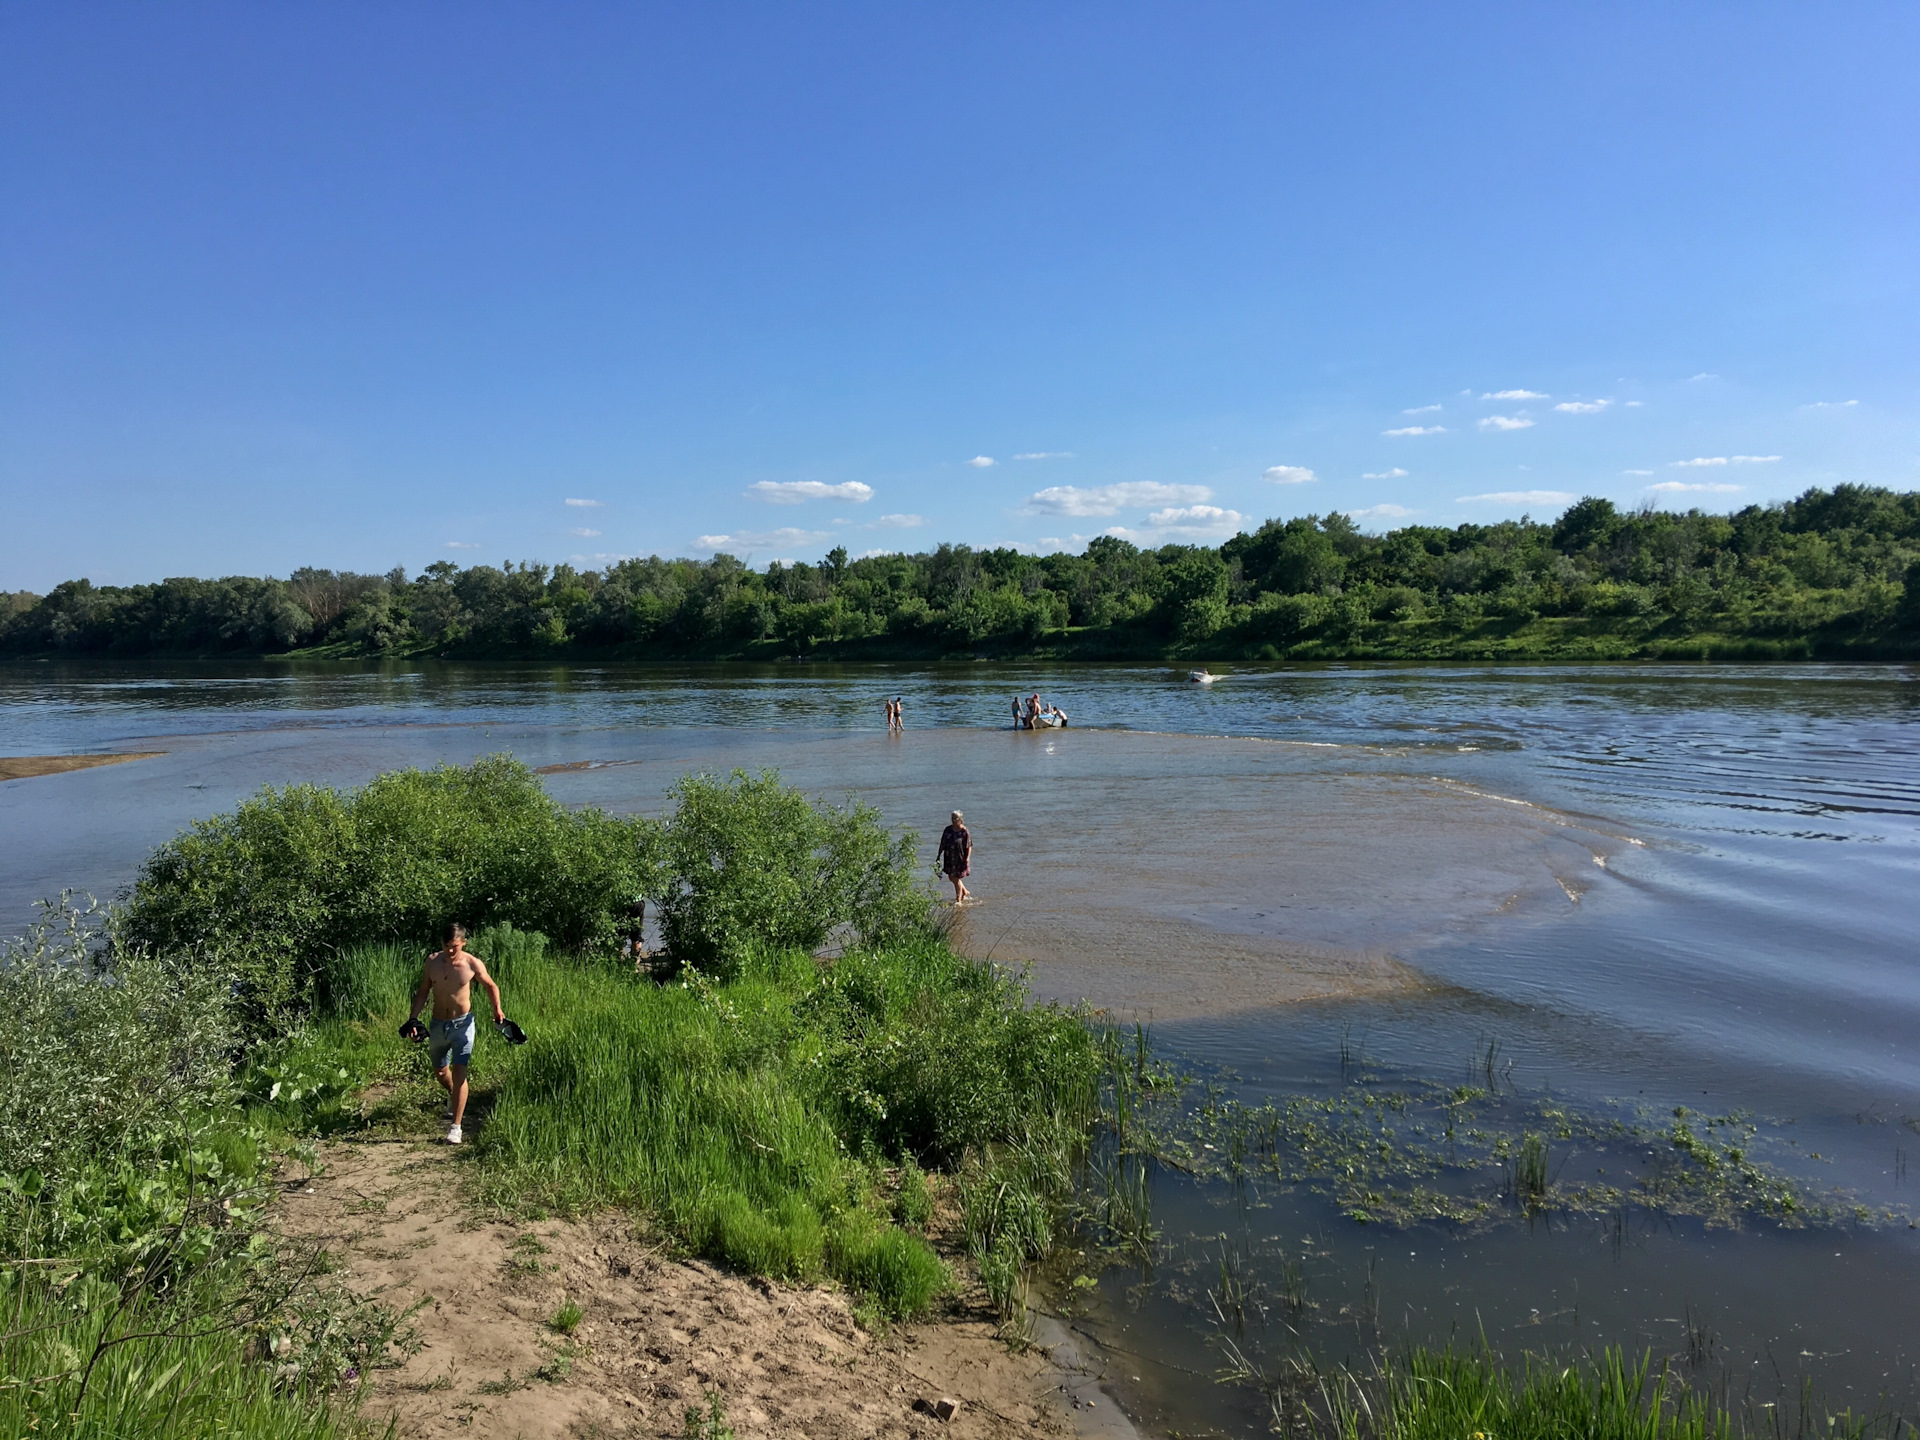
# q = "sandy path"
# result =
<box><xmin>275</xmin><ymin>1139</ymin><xmax>1107</xmax><ymax>1440</ymax></box>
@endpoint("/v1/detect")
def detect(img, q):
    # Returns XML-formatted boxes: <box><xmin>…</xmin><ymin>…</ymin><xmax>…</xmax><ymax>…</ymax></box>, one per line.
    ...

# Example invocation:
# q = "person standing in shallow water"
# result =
<box><xmin>406</xmin><ymin>921</ymin><xmax>504</xmax><ymax>1145</ymax></box>
<box><xmin>938</xmin><ymin>810</ymin><xmax>972</xmax><ymax>905</ymax></box>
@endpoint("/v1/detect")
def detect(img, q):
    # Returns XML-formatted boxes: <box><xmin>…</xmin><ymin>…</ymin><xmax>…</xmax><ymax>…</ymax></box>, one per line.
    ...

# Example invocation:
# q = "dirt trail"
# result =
<box><xmin>275</xmin><ymin>1139</ymin><xmax>1101</xmax><ymax>1440</ymax></box>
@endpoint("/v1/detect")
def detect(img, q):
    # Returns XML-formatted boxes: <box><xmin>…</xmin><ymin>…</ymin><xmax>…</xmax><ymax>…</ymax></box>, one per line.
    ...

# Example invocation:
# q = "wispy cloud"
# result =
<box><xmin>568</xmin><ymin>527</ymin><xmax>601</xmax><ymax>538</ymax></box>
<box><xmin>1482</xmin><ymin>389</ymin><xmax>1548</xmax><ymax>401</ymax></box>
<box><xmin>1402</xmin><ymin>404</ymin><xmax>1443</xmax><ymax>415</ymax></box>
<box><xmin>1023</xmin><ymin>481</ymin><xmax>1210</xmax><ymax>517</ymax></box>
<box><xmin>1478</xmin><ymin>415</ymin><xmax>1535</xmax><ymax>431</ymax></box>
<box><xmin>444</xmin><ymin>541</ymin><xmax>481</xmax><ymax>550</ymax></box>
<box><xmin>1456</xmin><ymin>490</ymin><xmax>1574</xmax><ymax>505</ymax></box>
<box><xmin>1104</xmin><ymin>505</ymin><xmax>1245</xmax><ymax>545</ymax></box>
<box><xmin>1803</xmin><ymin>399</ymin><xmax>1858</xmax><ymax>410</ymax></box>
<box><xmin>1362</xmin><ymin>467</ymin><xmax>1409</xmax><ymax>480</ymax></box>
<box><xmin>1621</xmin><ymin>469</ymin><xmax>1655</xmax><ymax>476</ymax></box>
<box><xmin>870</xmin><ymin>513</ymin><xmax>926</xmax><ymax>529</ymax></box>
<box><xmin>1349</xmin><ymin>504</ymin><xmax>1415</xmax><ymax>521</ymax></box>
<box><xmin>1385</xmin><ymin>425</ymin><xmax>1447</xmax><ymax>437</ymax></box>
<box><xmin>966</xmin><ymin>456</ymin><xmax>996</xmax><ymax>468</ymax></box>
<box><xmin>1647</xmin><ymin>481</ymin><xmax>1742</xmax><ymax>494</ymax></box>
<box><xmin>1625</xmin><ymin>400</ymin><xmax>1645</xmax><ymax>407</ymax></box>
<box><xmin>748</xmin><ymin>480</ymin><xmax>875</xmax><ymax>504</ymax></box>
<box><xmin>1554</xmin><ymin>399</ymin><xmax>1611</xmax><ymax>414</ymax></box>
<box><xmin>1012</xmin><ymin>451</ymin><xmax>1073</xmax><ymax>460</ymax></box>
<box><xmin>694</xmin><ymin>527</ymin><xmax>834</xmax><ymax>552</ymax></box>
<box><xmin>1263</xmin><ymin>465</ymin><xmax>1317</xmax><ymax>485</ymax></box>
<box><xmin>1672</xmin><ymin>455</ymin><xmax>1781</xmax><ymax>468</ymax></box>
<box><xmin>564</xmin><ymin>498</ymin><xmax>603</xmax><ymax>508</ymax></box>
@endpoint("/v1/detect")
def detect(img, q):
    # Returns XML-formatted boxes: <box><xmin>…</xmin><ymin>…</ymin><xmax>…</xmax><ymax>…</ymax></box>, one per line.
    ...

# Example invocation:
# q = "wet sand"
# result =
<box><xmin>0</xmin><ymin>751</ymin><xmax>164</xmax><ymax>781</ymax></box>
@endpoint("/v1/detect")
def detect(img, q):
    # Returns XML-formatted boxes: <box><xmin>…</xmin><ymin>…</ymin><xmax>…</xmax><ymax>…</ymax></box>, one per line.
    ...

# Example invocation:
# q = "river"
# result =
<box><xmin>3</xmin><ymin>658</ymin><xmax>1917</xmax><ymax>1425</ymax></box>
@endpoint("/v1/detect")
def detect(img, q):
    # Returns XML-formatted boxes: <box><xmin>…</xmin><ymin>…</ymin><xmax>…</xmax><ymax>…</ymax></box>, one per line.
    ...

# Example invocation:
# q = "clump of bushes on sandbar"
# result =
<box><xmin>120</xmin><ymin>756</ymin><xmax>926</xmax><ymax>1036</ymax></box>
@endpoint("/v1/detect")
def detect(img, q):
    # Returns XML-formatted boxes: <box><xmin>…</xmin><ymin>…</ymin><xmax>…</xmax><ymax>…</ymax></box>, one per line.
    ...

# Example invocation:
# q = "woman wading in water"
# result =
<box><xmin>938</xmin><ymin>810</ymin><xmax>972</xmax><ymax>905</ymax></box>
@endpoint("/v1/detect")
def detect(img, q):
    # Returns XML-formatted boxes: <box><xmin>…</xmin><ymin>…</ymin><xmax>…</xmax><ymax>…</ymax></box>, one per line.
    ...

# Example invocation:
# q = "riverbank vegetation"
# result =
<box><xmin>5</xmin><ymin>487</ymin><xmax>1918</xmax><ymax>662</ymax></box>
<box><xmin>0</xmin><ymin>761</ymin><xmax>1104</xmax><ymax>1437</ymax></box>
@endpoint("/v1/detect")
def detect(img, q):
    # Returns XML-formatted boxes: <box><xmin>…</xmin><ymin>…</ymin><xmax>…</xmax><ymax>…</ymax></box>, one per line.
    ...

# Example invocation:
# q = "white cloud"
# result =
<box><xmin>1456</xmin><ymin>490</ymin><xmax>1575</xmax><ymax>505</ymax></box>
<box><xmin>564</xmin><ymin>498</ymin><xmax>603</xmax><ymax>508</ymax></box>
<box><xmin>1012</xmin><ymin>451</ymin><xmax>1074</xmax><ymax>460</ymax></box>
<box><xmin>748</xmin><ymin>480</ymin><xmax>874</xmax><ymax>504</ymax></box>
<box><xmin>1263</xmin><ymin>465</ymin><xmax>1317</xmax><ymax>485</ymax></box>
<box><xmin>1362</xmin><ymin>467</ymin><xmax>1409</xmax><ymax>480</ymax></box>
<box><xmin>1023</xmin><ymin>481</ymin><xmax>1210</xmax><ymax>517</ymax></box>
<box><xmin>1385</xmin><ymin>425</ymin><xmax>1447</xmax><ymax>437</ymax></box>
<box><xmin>1672</xmin><ymin>455</ymin><xmax>1780</xmax><ymax>468</ymax></box>
<box><xmin>1625</xmin><ymin>400</ymin><xmax>1645</xmax><ymax>407</ymax></box>
<box><xmin>1479</xmin><ymin>415</ymin><xmax>1535</xmax><ymax>431</ymax></box>
<box><xmin>1621</xmin><ymin>469</ymin><xmax>1655</xmax><ymax>476</ymax></box>
<box><xmin>694</xmin><ymin>527</ymin><xmax>833</xmax><ymax>552</ymax></box>
<box><xmin>568</xmin><ymin>527</ymin><xmax>602</xmax><ymax>538</ymax></box>
<box><xmin>1647</xmin><ymin>481</ymin><xmax>1742</xmax><ymax>494</ymax></box>
<box><xmin>1402</xmin><ymin>404</ymin><xmax>1443</xmax><ymax>415</ymax></box>
<box><xmin>1687</xmin><ymin>372</ymin><xmax>1717</xmax><ymax>382</ymax></box>
<box><xmin>966</xmin><ymin>456</ymin><xmax>996</xmax><ymax>468</ymax></box>
<box><xmin>1482</xmin><ymin>389</ymin><xmax>1548</xmax><ymax>401</ymax></box>
<box><xmin>1554</xmin><ymin>399</ymin><xmax>1612</xmax><ymax>414</ymax></box>
<box><xmin>444</xmin><ymin>541</ymin><xmax>481</xmax><ymax>550</ymax></box>
<box><xmin>1104</xmin><ymin>505</ymin><xmax>1246</xmax><ymax>545</ymax></box>
<box><xmin>1732</xmin><ymin>455</ymin><xmax>1781</xmax><ymax>464</ymax></box>
<box><xmin>1804</xmin><ymin>399</ymin><xmax>1858</xmax><ymax>409</ymax></box>
<box><xmin>1348</xmin><ymin>504</ymin><xmax>1415</xmax><ymax>521</ymax></box>
<box><xmin>870</xmin><ymin>513</ymin><xmax>926</xmax><ymax>529</ymax></box>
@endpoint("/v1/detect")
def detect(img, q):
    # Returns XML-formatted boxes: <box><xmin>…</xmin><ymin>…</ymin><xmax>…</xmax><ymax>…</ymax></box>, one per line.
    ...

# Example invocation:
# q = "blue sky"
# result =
<box><xmin>2</xmin><ymin>3</ymin><xmax>1915</xmax><ymax>588</ymax></box>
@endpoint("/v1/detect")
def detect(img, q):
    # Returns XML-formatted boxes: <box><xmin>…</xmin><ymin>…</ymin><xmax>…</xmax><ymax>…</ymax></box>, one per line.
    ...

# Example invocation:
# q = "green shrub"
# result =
<box><xmin>123</xmin><ymin>756</ymin><xmax>655</xmax><ymax>1032</ymax></box>
<box><xmin>0</xmin><ymin>900</ymin><xmax>236</xmax><ymax>1199</ymax></box>
<box><xmin>657</xmin><ymin>769</ymin><xmax>928</xmax><ymax>978</ymax></box>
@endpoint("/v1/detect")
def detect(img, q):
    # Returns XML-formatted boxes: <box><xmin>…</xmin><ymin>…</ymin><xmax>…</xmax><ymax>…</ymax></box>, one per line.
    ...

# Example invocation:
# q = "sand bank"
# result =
<box><xmin>277</xmin><ymin>1139</ymin><xmax>1114</xmax><ymax>1440</ymax></box>
<box><xmin>0</xmin><ymin>751</ymin><xmax>164</xmax><ymax>781</ymax></box>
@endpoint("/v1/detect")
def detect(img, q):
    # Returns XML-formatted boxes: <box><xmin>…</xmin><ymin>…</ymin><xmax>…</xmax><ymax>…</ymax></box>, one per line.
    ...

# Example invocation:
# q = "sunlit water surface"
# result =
<box><xmin>3</xmin><ymin>659</ymin><xmax>1917</xmax><ymax>1424</ymax></box>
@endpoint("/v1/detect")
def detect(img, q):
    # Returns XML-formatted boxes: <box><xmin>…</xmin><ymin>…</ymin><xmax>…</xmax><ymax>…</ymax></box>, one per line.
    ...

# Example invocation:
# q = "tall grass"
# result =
<box><xmin>311</xmin><ymin>930</ymin><xmax>1102</xmax><ymax>1322</ymax></box>
<box><xmin>1327</xmin><ymin>1347</ymin><xmax>1735</xmax><ymax>1440</ymax></box>
<box><xmin>0</xmin><ymin>1277</ymin><xmax>346</xmax><ymax>1440</ymax></box>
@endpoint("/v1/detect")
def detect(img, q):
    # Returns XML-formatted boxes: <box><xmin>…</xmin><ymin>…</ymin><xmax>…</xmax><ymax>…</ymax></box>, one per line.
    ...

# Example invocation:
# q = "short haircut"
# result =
<box><xmin>951</xmin><ymin>811</ymin><xmax>963</xmax><ymax>822</ymax></box>
<box><xmin>443</xmin><ymin>921</ymin><xmax>467</xmax><ymax>944</ymax></box>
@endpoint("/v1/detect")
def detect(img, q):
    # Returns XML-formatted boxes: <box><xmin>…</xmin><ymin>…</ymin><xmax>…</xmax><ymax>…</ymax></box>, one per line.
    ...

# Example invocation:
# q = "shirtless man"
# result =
<box><xmin>406</xmin><ymin>922</ymin><xmax>504</xmax><ymax>1145</ymax></box>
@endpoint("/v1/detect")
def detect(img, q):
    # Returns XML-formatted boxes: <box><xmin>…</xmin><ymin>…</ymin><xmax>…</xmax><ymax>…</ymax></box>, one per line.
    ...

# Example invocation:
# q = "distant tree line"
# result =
<box><xmin>6</xmin><ymin>486</ymin><xmax>1919</xmax><ymax>662</ymax></box>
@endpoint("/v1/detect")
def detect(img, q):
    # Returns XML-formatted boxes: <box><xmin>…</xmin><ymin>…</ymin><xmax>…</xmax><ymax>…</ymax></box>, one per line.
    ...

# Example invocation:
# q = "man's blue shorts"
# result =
<box><xmin>429</xmin><ymin>1013</ymin><xmax>476</xmax><ymax>1069</ymax></box>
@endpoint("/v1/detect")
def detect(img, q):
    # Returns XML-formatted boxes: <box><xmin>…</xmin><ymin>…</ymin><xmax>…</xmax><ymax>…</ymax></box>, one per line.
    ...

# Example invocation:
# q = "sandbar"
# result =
<box><xmin>0</xmin><ymin>752</ymin><xmax>165</xmax><ymax>781</ymax></box>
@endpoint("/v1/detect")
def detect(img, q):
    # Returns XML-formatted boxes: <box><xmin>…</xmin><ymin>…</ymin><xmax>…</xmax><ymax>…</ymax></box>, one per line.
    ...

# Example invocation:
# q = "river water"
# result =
<box><xmin>3</xmin><ymin>659</ymin><xmax>1918</xmax><ymax>1426</ymax></box>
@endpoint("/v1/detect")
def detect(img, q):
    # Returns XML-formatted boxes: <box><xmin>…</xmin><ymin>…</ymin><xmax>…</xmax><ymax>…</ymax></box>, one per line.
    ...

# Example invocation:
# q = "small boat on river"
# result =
<box><xmin>1188</xmin><ymin>668</ymin><xmax>1218</xmax><ymax>684</ymax></box>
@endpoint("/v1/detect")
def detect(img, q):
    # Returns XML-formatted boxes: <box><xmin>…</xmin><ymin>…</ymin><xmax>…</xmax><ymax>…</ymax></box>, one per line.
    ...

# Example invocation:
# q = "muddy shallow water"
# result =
<box><xmin>4</xmin><ymin>659</ymin><xmax>1918</xmax><ymax>1421</ymax></box>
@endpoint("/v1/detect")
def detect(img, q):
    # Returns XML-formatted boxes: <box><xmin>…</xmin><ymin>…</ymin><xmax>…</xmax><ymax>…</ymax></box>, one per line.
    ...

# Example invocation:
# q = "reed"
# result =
<box><xmin>1325</xmin><ymin>1347</ymin><xmax>1738</xmax><ymax>1440</ymax></box>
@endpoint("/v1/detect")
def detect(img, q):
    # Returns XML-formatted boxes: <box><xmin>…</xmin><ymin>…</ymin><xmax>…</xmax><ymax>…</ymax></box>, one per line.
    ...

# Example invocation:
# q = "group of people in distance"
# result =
<box><xmin>884</xmin><ymin>695</ymin><xmax>906</xmax><ymax>731</ymax></box>
<box><xmin>1012</xmin><ymin>692</ymin><xmax>1067</xmax><ymax>729</ymax></box>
